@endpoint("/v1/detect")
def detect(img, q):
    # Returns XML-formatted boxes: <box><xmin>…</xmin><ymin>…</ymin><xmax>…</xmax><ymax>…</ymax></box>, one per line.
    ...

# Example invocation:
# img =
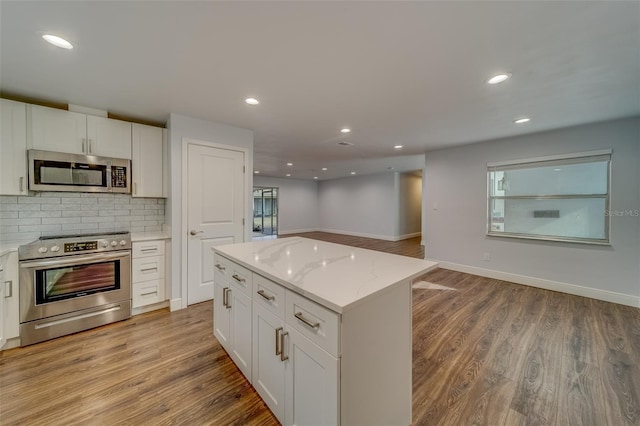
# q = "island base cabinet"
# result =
<box><xmin>252</xmin><ymin>303</ymin><xmax>286</xmax><ymax>422</ymax></box>
<box><xmin>213</xmin><ymin>280</ymin><xmax>252</xmax><ymax>381</ymax></box>
<box><xmin>285</xmin><ymin>326</ymin><xmax>339</xmax><ymax>426</ymax></box>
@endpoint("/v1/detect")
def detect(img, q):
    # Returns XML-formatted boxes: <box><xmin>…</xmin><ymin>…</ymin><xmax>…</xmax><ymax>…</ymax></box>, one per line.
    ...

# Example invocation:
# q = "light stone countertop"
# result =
<box><xmin>130</xmin><ymin>231</ymin><xmax>171</xmax><ymax>242</ymax></box>
<box><xmin>214</xmin><ymin>237</ymin><xmax>438</xmax><ymax>313</ymax></box>
<box><xmin>0</xmin><ymin>239</ymin><xmax>36</xmax><ymax>257</ymax></box>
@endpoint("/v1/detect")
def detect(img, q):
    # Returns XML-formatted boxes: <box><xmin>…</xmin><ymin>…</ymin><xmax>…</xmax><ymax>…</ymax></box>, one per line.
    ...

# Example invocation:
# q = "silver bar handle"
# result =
<box><xmin>294</xmin><ymin>312</ymin><xmax>320</xmax><ymax>329</ymax></box>
<box><xmin>82</xmin><ymin>138</ymin><xmax>86</xmax><ymax>153</ymax></box>
<box><xmin>140</xmin><ymin>267</ymin><xmax>158</xmax><ymax>272</ymax></box>
<box><xmin>20</xmin><ymin>251</ymin><xmax>129</xmax><ymax>268</ymax></box>
<box><xmin>224</xmin><ymin>288</ymin><xmax>232</xmax><ymax>309</ymax></box>
<box><xmin>275</xmin><ymin>327</ymin><xmax>283</xmax><ymax>356</ymax></box>
<box><xmin>215</xmin><ymin>263</ymin><xmax>226</xmax><ymax>271</ymax></box>
<box><xmin>140</xmin><ymin>291</ymin><xmax>157</xmax><ymax>296</ymax></box>
<box><xmin>88</xmin><ymin>139</ymin><xmax>92</xmax><ymax>153</ymax></box>
<box><xmin>19</xmin><ymin>176</ymin><xmax>24</xmax><ymax>192</ymax></box>
<box><xmin>232</xmin><ymin>274</ymin><xmax>245</xmax><ymax>283</ymax></box>
<box><xmin>140</xmin><ymin>247</ymin><xmax>158</xmax><ymax>253</ymax></box>
<box><xmin>257</xmin><ymin>289</ymin><xmax>275</xmax><ymax>301</ymax></box>
<box><xmin>222</xmin><ymin>287</ymin><xmax>228</xmax><ymax>307</ymax></box>
<box><xmin>5</xmin><ymin>281</ymin><xmax>12</xmax><ymax>298</ymax></box>
<box><xmin>280</xmin><ymin>331</ymin><xmax>289</xmax><ymax>361</ymax></box>
<box><xmin>133</xmin><ymin>182</ymin><xmax>137</xmax><ymax>195</ymax></box>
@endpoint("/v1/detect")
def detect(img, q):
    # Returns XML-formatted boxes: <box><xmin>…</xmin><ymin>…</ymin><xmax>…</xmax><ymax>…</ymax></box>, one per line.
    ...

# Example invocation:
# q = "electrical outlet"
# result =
<box><xmin>483</xmin><ymin>252</ymin><xmax>491</xmax><ymax>261</ymax></box>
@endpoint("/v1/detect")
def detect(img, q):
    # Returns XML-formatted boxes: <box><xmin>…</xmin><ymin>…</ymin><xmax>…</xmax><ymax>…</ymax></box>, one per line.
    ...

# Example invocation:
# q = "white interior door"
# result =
<box><xmin>187</xmin><ymin>143</ymin><xmax>245</xmax><ymax>305</ymax></box>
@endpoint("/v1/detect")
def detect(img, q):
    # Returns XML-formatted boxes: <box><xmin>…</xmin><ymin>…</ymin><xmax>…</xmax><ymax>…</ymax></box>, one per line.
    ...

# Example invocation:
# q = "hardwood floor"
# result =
<box><xmin>1</xmin><ymin>233</ymin><xmax>639</xmax><ymax>425</ymax></box>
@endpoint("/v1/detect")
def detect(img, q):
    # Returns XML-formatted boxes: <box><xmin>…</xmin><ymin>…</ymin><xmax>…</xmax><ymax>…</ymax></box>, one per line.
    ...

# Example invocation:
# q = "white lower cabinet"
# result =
<box><xmin>131</xmin><ymin>240</ymin><xmax>165</xmax><ymax>309</ymax></box>
<box><xmin>1</xmin><ymin>251</ymin><xmax>20</xmax><ymax>349</ymax></box>
<box><xmin>213</xmin><ymin>261</ymin><xmax>253</xmax><ymax>381</ymax></box>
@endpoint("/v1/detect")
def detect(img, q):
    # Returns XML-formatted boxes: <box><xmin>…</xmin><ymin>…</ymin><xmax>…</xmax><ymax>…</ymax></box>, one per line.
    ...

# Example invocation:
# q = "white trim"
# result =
<box><xmin>396</xmin><ymin>232</ymin><xmax>422</xmax><ymax>241</ymax></box>
<box><xmin>427</xmin><ymin>259</ymin><xmax>640</xmax><ymax>308</ymax></box>
<box><xmin>487</xmin><ymin>149</ymin><xmax>612</xmax><ymax>167</ymax></box>
<box><xmin>170</xmin><ymin>298</ymin><xmax>183</xmax><ymax>312</ymax></box>
<box><xmin>132</xmin><ymin>300</ymin><xmax>170</xmax><ymax>316</ymax></box>
<box><xmin>278</xmin><ymin>228</ymin><xmax>320</xmax><ymax>235</ymax></box>
<box><xmin>316</xmin><ymin>228</ymin><xmax>412</xmax><ymax>242</ymax></box>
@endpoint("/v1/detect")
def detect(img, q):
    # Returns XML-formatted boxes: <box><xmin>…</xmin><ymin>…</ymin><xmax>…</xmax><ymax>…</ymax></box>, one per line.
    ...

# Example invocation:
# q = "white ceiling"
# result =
<box><xmin>1</xmin><ymin>1</ymin><xmax>639</xmax><ymax>180</ymax></box>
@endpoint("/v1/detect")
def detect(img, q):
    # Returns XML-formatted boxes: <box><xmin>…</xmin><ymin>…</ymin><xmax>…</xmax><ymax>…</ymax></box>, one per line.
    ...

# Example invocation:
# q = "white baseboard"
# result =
<box><xmin>170</xmin><ymin>298</ymin><xmax>184</xmax><ymax>311</ymax></box>
<box><xmin>427</xmin><ymin>259</ymin><xmax>640</xmax><ymax>308</ymax></box>
<box><xmin>132</xmin><ymin>300</ymin><xmax>170</xmax><ymax>316</ymax></box>
<box><xmin>396</xmin><ymin>232</ymin><xmax>422</xmax><ymax>241</ymax></box>
<box><xmin>315</xmin><ymin>228</ymin><xmax>397</xmax><ymax>241</ymax></box>
<box><xmin>278</xmin><ymin>228</ymin><xmax>320</xmax><ymax>235</ymax></box>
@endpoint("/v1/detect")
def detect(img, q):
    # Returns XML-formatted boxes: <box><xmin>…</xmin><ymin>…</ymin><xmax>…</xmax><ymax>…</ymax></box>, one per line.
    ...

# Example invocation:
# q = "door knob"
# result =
<box><xmin>190</xmin><ymin>230</ymin><xmax>203</xmax><ymax>236</ymax></box>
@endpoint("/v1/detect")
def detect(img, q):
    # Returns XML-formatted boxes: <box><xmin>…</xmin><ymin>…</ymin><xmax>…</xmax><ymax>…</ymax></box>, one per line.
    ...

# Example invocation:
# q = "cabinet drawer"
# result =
<box><xmin>132</xmin><ymin>256</ymin><xmax>165</xmax><ymax>282</ymax></box>
<box><xmin>132</xmin><ymin>279</ymin><xmax>165</xmax><ymax>308</ymax></box>
<box><xmin>214</xmin><ymin>255</ymin><xmax>253</xmax><ymax>296</ymax></box>
<box><xmin>132</xmin><ymin>241</ymin><xmax>165</xmax><ymax>258</ymax></box>
<box><xmin>285</xmin><ymin>290</ymin><xmax>339</xmax><ymax>357</ymax></box>
<box><xmin>253</xmin><ymin>273</ymin><xmax>285</xmax><ymax>319</ymax></box>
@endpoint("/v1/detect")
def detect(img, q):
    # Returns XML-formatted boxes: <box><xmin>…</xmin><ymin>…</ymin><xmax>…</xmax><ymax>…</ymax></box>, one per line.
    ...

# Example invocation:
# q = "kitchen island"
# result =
<box><xmin>213</xmin><ymin>237</ymin><xmax>437</xmax><ymax>426</ymax></box>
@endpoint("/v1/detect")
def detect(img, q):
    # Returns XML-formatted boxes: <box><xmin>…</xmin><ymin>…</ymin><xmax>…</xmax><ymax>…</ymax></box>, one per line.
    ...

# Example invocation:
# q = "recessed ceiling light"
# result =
<box><xmin>487</xmin><ymin>73</ymin><xmax>511</xmax><ymax>85</ymax></box>
<box><xmin>394</xmin><ymin>145</ymin><xmax>403</xmax><ymax>149</ymax></box>
<box><xmin>350</xmin><ymin>171</ymin><xmax>356</xmax><ymax>175</ymax></box>
<box><xmin>286</xmin><ymin>162</ymin><xmax>293</xmax><ymax>166</ymax></box>
<box><xmin>254</xmin><ymin>170</ymin><xmax>260</xmax><ymax>174</ymax></box>
<box><xmin>514</xmin><ymin>117</ymin><xmax>531</xmax><ymax>124</ymax></box>
<box><xmin>245</xmin><ymin>97</ymin><xmax>260</xmax><ymax>105</ymax></box>
<box><xmin>321</xmin><ymin>167</ymin><xmax>328</xmax><ymax>171</ymax></box>
<box><xmin>341</xmin><ymin>128</ymin><xmax>351</xmax><ymax>133</ymax></box>
<box><xmin>313</xmin><ymin>176</ymin><xmax>318</xmax><ymax>180</ymax></box>
<box><xmin>286</xmin><ymin>173</ymin><xmax>291</xmax><ymax>177</ymax></box>
<box><xmin>42</xmin><ymin>34</ymin><xmax>73</xmax><ymax>49</ymax></box>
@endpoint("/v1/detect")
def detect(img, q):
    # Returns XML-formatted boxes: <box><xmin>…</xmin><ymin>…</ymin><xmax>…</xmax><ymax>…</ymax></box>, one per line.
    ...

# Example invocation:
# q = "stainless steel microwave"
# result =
<box><xmin>28</xmin><ymin>149</ymin><xmax>131</xmax><ymax>193</ymax></box>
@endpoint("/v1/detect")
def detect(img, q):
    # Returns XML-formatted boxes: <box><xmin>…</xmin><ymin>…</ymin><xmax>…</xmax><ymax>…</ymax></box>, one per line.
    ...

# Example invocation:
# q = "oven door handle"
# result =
<box><xmin>19</xmin><ymin>252</ymin><xmax>130</xmax><ymax>269</ymax></box>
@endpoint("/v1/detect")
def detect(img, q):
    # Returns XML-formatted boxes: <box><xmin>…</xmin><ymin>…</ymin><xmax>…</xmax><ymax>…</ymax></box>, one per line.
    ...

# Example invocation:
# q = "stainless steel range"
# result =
<box><xmin>18</xmin><ymin>232</ymin><xmax>132</xmax><ymax>346</ymax></box>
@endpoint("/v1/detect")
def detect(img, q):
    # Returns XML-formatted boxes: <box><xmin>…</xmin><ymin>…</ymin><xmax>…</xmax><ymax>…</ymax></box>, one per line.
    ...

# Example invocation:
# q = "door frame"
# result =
<box><xmin>180</xmin><ymin>137</ymin><xmax>251</xmax><ymax>307</ymax></box>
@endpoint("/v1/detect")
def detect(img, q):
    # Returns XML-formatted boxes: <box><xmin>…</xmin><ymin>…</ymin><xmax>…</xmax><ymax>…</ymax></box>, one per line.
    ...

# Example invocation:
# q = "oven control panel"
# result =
<box><xmin>64</xmin><ymin>241</ymin><xmax>98</xmax><ymax>253</ymax></box>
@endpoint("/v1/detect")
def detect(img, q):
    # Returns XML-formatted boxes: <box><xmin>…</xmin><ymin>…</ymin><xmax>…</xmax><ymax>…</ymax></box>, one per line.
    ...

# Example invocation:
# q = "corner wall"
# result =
<box><xmin>167</xmin><ymin>113</ymin><xmax>253</xmax><ymax>310</ymax></box>
<box><xmin>423</xmin><ymin>117</ymin><xmax>640</xmax><ymax>306</ymax></box>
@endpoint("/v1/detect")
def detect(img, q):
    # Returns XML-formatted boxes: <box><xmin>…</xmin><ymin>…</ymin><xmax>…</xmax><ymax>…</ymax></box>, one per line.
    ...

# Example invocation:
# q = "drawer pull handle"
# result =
<box><xmin>280</xmin><ymin>331</ymin><xmax>289</xmax><ymax>362</ymax></box>
<box><xmin>215</xmin><ymin>263</ymin><xmax>226</xmax><ymax>271</ymax></box>
<box><xmin>5</xmin><ymin>280</ymin><xmax>12</xmax><ymax>298</ymax></box>
<box><xmin>140</xmin><ymin>267</ymin><xmax>158</xmax><ymax>272</ymax></box>
<box><xmin>275</xmin><ymin>327</ymin><xmax>283</xmax><ymax>356</ymax></box>
<box><xmin>257</xmin><ymin>290</ymin><xmax>275</xmax><ymax>301</ymax></box>
<box><xmin>141</xmin><ymin>291</ymin><xmax>157</xmax><ymax>296</ymax></box>
<box><xmin>140</xmin><ymin>247</ymin><xmax>158</xmax><ymax>252</ymax></box>
<box><xmin>294</xmin><ymin>312</ymin><xmax>320</xmax><ymax>329</ymax></box>
<box><xmin>232</xmin><ymin>274</ymin><xmax>245</xmax><ymax>283</ymax></box>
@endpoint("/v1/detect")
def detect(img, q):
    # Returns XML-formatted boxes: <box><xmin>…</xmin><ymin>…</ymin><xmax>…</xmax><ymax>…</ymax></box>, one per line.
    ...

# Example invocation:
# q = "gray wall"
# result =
<box><xmin>167</xmin><ymin>113</ymin><xmax>254</xmax><ymax>309</ymax></box>
<box><xmin>423</xmin><ymin>117</ymin><xmax>640</xmax><ymax>303</ymax></box>
<box><xmin>253</xmin><ymin>176</ymin><xmax>318</xmax><ymax>234</ymax></box>
<box><xmin>318</xmin><ymin>172</ymin><xmax>397</xmax><ymax>240</ymax></box>
<box><xmin>0</xmin><ymin>192</ymin><xmax>164</xmax><ymax>242</ymax></box>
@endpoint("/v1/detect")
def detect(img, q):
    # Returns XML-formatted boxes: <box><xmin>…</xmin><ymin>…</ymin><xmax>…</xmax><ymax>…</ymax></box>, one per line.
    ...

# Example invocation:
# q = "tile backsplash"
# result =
<box><xmin>0</xmin><ymin>192</ymin><xmax>165</xmax><ymax>242</ymax></box>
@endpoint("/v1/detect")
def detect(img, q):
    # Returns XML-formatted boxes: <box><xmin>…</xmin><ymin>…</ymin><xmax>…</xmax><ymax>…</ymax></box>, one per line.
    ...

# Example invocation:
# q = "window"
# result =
<box><xmin>487</xmin><ymin>150</ymin><xmax>611</xmax><ymax>244</ymax></box>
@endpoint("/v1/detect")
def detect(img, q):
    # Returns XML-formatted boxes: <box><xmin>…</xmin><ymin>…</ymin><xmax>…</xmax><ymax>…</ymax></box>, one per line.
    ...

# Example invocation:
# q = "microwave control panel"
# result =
<box><xmin>112</xmin><ymin>166</ymin><xmax>128</xmax><ymax>188</ymax></box>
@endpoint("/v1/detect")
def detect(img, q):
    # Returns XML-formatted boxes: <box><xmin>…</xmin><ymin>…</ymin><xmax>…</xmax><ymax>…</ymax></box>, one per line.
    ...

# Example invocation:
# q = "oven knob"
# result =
<box><xmin>38</xmin><ymin>246</ymin><xmax>48</xmax><ymax>253</ymax></box>
<box><xmin>111</xmin><ymin>241</ymin><xmax>118</xmax><ymax>247</ymax></box>
<box><xmin>101</xmin><ymin>241</ymin><xmax>109</xmax><ymax>248</ymax></box>
<box><xmin>119</xmin><ymin>240</ymin><xmax>127</xmax><ymax>246</ymax></box>
<box><xmin>51</xmin><ymin>245</ymin><xmax>60</xmax><ymax>252</ymax></box>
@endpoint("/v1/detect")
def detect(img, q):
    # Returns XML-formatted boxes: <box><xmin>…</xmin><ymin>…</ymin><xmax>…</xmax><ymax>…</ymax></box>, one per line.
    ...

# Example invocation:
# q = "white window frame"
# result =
<box><xmin>487</xmin><ymin>149</ymin><xmax>612</xmax><ymax>245</ymax></box>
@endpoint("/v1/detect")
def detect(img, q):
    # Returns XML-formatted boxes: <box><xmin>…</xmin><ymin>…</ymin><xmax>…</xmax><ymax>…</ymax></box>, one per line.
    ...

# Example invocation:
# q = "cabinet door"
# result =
<box><xmin>285</xmin><ymin>327</ymin><xmax>339</xmax><ymax>426</ymax></box>
<box><xmin>2</xmin><ymin>252</ymin><xmax>19</xmax><ymax>341</ymax></box>
<box><xmin>253</xmin><ymin>302</ymin><xmax>286</xmax><ymax>422</ymax></box>
<box><xmin>213</xmin><ymin>280</ymin><xmax>231</xmax><ymax>352</ymax></box>
<box><xmin>0</xmin><ymin>99</ymin><xmax>28</xmax><ymax>195</ymax></box>
<box><xmin>0</xmin><ymin>257</ymin><xmax>5</xmax><ymax>349</ymax></box>
<box><xmin>131</xmin><ymin>123</ymin><xmax>164</xmax><ymax>198</ymax></box>
<box><xmin>28</xmin><ymin>104</ymin><xmax>86</xmax><ymax>154</ymax></box>
<box><xmin>86</xmin><ymin>116</ymin><xmax>132</xmax><ymax>159</ymax></box>
<box><xmin>229</xmin><ymin>287</ymin><xmax>252</xmax><ymax>380</ymax></box>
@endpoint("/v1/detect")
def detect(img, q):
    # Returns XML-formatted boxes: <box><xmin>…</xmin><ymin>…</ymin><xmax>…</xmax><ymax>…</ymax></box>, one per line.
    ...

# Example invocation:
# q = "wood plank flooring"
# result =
<box><xmin>1</xmin><ymin>232</ymin><xmax>639</xmax><ymax>425</ymax></box>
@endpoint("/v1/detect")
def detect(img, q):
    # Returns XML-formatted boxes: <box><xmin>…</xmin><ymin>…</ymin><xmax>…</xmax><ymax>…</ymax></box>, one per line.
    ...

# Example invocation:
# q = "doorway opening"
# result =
<box><xmin>253</xmin><ymin>187</ymin><xmax>278</xmax><ymax>239</ymax></box>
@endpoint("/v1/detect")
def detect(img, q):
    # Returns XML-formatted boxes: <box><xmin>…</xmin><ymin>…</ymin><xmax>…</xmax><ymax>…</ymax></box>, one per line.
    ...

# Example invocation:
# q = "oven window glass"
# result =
<box><xmin>35</xmin><ymin>261</ymin><xmax>121</xmax><ymax>304</ymax></box>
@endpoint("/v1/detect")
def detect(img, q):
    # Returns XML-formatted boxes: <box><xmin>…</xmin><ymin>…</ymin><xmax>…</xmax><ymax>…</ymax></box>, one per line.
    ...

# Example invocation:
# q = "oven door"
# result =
<box><xmin>19</xmin><ymin>251</ymin><xmax>131</xmax><ymax>323</ymax></box>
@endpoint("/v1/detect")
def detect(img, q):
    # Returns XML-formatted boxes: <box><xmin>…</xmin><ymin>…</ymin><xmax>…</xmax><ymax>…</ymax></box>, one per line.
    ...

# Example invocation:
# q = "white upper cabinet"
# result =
<box><xmin>131</xmin><ymin>123</ymin><xmax>165</xmax><ymax>197</ymax></box>
<box><xmin>86</xmin><ymin>115</ymin><xmax>132</xmax><ymax>159</ymax></box>
<box><xmin>0</xmin><ymin>99</ymin><xmax>28</xmax><ymax>195</ymax></box>
<box><xmin>28</xmin><ymin>104</ymin><xmax>131</xmax><ymax>159</ymax></box>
